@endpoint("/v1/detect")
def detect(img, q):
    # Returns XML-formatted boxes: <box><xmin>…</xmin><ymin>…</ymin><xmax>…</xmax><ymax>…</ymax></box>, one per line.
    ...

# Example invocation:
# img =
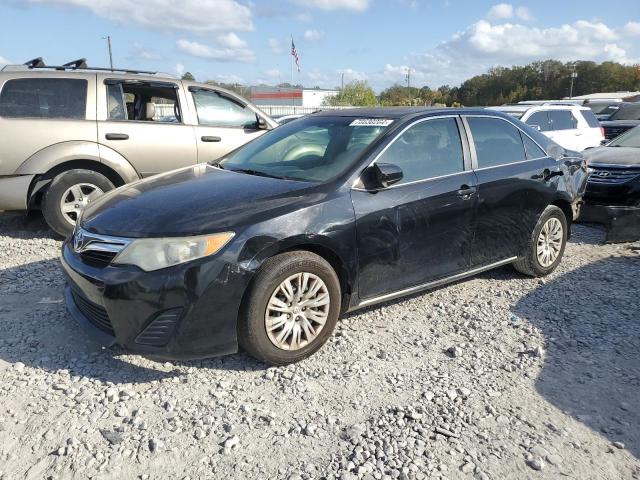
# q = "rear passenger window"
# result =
<box><xmin>526</xmin><ymin>111</ymin><xmax>551</xmax><ymax>131</ymax></box>
<box><xmin>579</xmin><ymin>110</ymin><xmax>600</xmax><ymax>128</ymax></box>
<box><xmin>467</xmin><ymin>117</ymin><xmax>526</xmax><ymax>168</ymax></box>
<box><xmin>548</xmin><ymin>110</ymin><xmax>576</xmax><ymax>130</ymax></box>
<box><xmin>377</xmin><ymin>117</ymin><xmax>464</xmax><ymax>184</ymax></box>
<box><xmin>0</xmin><ymin>78</ymin><xmax>87</xmax><ymax>119</ymax></box>
<box><xmin>520</xmin><ymin>133</ymin><xmax>547</xmax><ymax>159</ymax></box>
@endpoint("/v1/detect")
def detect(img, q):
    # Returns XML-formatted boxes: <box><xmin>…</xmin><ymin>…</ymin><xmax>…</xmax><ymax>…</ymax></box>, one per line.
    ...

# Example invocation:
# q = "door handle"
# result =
<box><xmin>201</xmin><ymin>136</ymin><xmax>222</xmax><ymax>142</ymax></box>
<box><xmin>105</xmin><ymin>133</ymin><xmax>129</xmax><ymax>140</ymax></box>
<box><xmin>532</xmin><ymin>169</ymin><xmax>564</xmax><ymax>181</ymax></box>
<box><xmin>457</xmin><ymin>185</ymin><xmax>476</xmax><ymax>199</ymax></box>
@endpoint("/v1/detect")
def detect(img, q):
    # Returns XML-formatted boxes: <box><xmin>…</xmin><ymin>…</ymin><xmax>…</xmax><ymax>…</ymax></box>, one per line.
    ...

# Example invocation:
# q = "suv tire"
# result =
<box><xmin>42</xmin><ymin>169</ymin><xmax>114</xmax><ymax>237</ymax></box>
<box><xmin>513</xmin><ymin>205</ymin><xmax>568</xmax><ymax>277</ymax></box>
<box><xmin>238</xmin><ymin>251</ymin><xmax>341</xmax><ymax>365</ymax></box>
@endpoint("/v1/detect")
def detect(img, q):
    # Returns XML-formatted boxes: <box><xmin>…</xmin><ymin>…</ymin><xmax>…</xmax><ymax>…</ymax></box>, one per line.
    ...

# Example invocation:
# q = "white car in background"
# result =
<box><xmin>489</xmin><ymin>104</ymin><xmax>604</xmax><ymax>151</ymax></box>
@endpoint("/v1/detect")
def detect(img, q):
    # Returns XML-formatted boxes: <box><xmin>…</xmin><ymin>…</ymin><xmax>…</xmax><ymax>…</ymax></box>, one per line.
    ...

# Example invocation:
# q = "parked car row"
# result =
<box><xmin>0</xmin><ymin>59</ymin><xmax>633</xmax><ymax>365</ymax></box>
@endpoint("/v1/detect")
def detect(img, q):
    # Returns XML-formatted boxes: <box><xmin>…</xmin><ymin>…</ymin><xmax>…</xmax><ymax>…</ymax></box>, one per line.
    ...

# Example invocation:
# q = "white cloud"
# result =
<box><xmin>624</xmin><ymin>21</ymin><xmax>640</xmax><ymax>36</ymax></box>
<box><xmin>128</xmin><ymin>42</ymin><xmax>161</xmax><ymax>61</ymax></box>
<box><xmin>487</xmin><ymin>3</ymin><xmax>513</xmax><ymax>20</ymax></box>
<box><xmin>304</xmin><ymin>29</ymin><xmax>324</xmax><ymax>41</ymax></box>
<box><xmin>0</xmin><ymin>56</ymin><xmax>10</xmax><ymax>66</ymax></box>
<box><xmin>515</xmin><ymin>6</ymin><xmax>533</xmax><ymax>21</ymax></box>
<box><xmin>268</xmin><ymin>38</ymin><xmax>284</xmax><ymax>54</ymax></box>
<box><xmin>379</xmin><ymin>18</ymin><xmax>638</xmax><ymax>88</ymax></box>
<box><xmin>291</xmin><ymin>0</ymin><xmax>370</xmax><ymax>11</ymax></box>
<box><xmin>177</xmin><ymin>35</ymin><xmax>255</xmax><ymax>63</ymax></box>
<box><xmin>338</xmin><ymin>68</ymin><xmax>368</xmax><ymax>82</ymax></box>
<box><xmin>23</xmin><ymin>0</ymin><xmax>254</xmax><ymax>34</ymax></box>
<box><xmin>175</xmin><ymin>63</ymin><xmax>185</xmax><ymax>76</ymax></box>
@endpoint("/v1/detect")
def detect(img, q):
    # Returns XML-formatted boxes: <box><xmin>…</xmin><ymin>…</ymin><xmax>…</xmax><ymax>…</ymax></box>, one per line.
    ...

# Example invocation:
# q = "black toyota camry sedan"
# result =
<box><xmin>61</xmin><ymin>108</ymin><xmax>588</xmax><ymax>365</ymax></box>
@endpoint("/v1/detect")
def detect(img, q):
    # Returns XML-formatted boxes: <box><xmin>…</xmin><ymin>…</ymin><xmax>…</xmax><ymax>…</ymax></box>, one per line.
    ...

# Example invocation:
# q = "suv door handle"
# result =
<box><xmin>457</xmin><ymin>185</ymin><xmax>476</xmax><ymax>199</ymax></box>
<box><xmin>201</xmin><ymin>136</ymin><xmax>222</xmax><ymax>142</ymax></box>
<box><xmin>105</xmin><ymin>133</ymin><xmax>129</xmax><ymax>140</ymax></box>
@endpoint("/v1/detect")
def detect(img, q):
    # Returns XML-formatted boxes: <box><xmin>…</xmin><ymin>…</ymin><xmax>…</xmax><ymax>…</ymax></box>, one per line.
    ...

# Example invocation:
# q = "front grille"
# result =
<box><xmin>71</xmin><ymin>289</ymin><xmax>115</xmax><ymax>336</ymax></box>
<box><xmin>71</xmin><ymin>228</ymin><xmax>130</xmax><ymax>268</ymax></box>
<box><xmin>604</xmin><ymin>126</ymin><xmax>632</xmax><ymax>140</ymax></box>
<box><xmin>589</xmin><ymin>167</ymin><xmax>640</xmax><ymax>185</ymax></box>
<box><xmin>79</xmin><ymin>250</ymin><xmax>118</xmax><ymax>267</ymax></box>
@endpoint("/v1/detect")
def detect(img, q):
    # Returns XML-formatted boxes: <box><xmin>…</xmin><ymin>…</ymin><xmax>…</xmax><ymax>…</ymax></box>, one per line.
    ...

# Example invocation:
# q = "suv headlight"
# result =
<box><xmin>113</xmin><ymin>232</ymin><xmax>235</xmax><ymax>271</ymax></box>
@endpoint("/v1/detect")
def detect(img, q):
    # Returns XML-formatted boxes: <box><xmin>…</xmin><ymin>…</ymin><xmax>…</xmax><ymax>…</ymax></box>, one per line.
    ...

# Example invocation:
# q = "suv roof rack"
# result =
<box><xmin>0</xmin><ymin>57</ymin><xmax>175</xmax><ymax>78</ymax></box>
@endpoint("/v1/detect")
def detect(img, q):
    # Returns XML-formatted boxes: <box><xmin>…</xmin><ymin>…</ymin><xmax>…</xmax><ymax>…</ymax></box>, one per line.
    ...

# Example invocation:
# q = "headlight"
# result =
<box><xmin>113</xmin><ymin>232</ymin><xmax>235</xmax><ymax>271</ymax></box>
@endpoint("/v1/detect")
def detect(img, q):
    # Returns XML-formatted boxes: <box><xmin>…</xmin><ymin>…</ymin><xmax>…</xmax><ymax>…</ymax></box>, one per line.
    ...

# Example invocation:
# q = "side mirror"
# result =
<box><xmin>256</xmin><ymin>116</ymin><xmax>269</xmax><ymax>130</ymax></box>
<box><xmin>362</xmin><ymin>163</ymin><xmax>403</xmax><ymax>189</ymax></box>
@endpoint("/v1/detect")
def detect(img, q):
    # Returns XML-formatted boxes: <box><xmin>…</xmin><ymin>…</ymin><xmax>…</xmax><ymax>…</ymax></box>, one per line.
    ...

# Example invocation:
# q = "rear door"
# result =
<box><xmin>577</xmin><ymin>108</ymin><xmax>605</xmax><ymax>149</ymax></box>
<box><xmin>464</xmin><ymin>115</ymin><xmax>559</xmax><ymax>266</ymax></box>
<box><xmin>97</xmin><ymin>78</ymin><xmax>197</xmax><ymax>177</ymax></box>
<box><xmin>546</xmin><ymin>109</ymin><xmax>580</xmax><ymax>150</ymax></box>
<box><xmin>0</xmin><ymin>75</ymin><xmax>97</xmax><ymax>175</ymax></box>
<box><xmin>351</xmin><ymin>115</ymin><xmax>478</xmax><ymax>301</ymax></box>
<box><xmin>188</xmin><ymin>87</ymin><xmax>268</xmax><ymax>163</ymax></box>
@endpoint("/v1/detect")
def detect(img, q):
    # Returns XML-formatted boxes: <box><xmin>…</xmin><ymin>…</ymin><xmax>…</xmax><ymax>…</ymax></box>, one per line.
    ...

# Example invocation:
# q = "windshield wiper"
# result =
<box><xmin>228</xmin><ymin>168</ymin><xmax>284</xmax><ymax>180</ymax></box>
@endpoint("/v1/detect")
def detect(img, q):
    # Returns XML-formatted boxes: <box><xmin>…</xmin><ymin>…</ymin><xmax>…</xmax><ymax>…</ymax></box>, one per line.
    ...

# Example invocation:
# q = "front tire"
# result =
<box><xmin>513</xmin><ymin>205</ymin><xmax>567</xmax><ymax>277</ymax></box>
<box><xmin>42</xmin><ymin>169</ymin><xmax>114</xmax><ymax>237</ymax></box>
<box><xmin>238</xmin><ymin>251</ymin><xmax>341</xmax><ymax>365</ymax></box>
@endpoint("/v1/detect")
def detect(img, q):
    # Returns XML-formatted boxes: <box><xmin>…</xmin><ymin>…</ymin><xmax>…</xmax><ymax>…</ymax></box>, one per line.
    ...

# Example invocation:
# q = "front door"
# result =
<box><xmin>464</xmin><ymin>115</ymin><xmax>560</xmax><ymax>266</ymax></box>
<box><xmin>188</xmin><ymin>87</ymin><xmax>268</xmax><ymax>163</ymax></box>
<box><xmin>97</xmin><ymin>80</ymin><xmax>197</xmax><ymax>177</ymax></box>
<box><xmin>351</xmin><ymin>116</ymin><xmax>478</xmax><ymax>301</ymax></box>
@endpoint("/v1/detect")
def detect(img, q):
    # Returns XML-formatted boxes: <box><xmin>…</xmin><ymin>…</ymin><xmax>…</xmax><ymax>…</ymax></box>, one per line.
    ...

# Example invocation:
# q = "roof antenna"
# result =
<box><xmin>24</xmin><ymin>57</ymin><xmax>46</xmax><ymax>68</ymax></box>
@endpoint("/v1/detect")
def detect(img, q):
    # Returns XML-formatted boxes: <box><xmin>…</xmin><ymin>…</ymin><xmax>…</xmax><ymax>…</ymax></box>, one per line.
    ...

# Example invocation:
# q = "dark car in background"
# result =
<box><xmin>581</xmin><ymin>125</ymin><xmax>640</xmax><ymax>242</ymax></box>
<box><xmin>583</xmin><ymin>100</ymin><xmax>623</xmax><ymax>121</ymax></box>
<box><xmin>61</xmin><ymin>108</ymin><xmax>588</xmax><ymax>365</ymax></box>
<box><xmin>600</xmin><ymin>103</ymin><xmax>640</xmax><ymax>141</ymax></box>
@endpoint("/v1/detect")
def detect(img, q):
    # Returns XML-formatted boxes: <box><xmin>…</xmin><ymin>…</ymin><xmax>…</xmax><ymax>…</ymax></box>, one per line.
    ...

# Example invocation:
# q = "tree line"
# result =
<box><xmin>183</xmin><ymin>60</ymin><xmax>640</xmax><ymax>108</ymax></box>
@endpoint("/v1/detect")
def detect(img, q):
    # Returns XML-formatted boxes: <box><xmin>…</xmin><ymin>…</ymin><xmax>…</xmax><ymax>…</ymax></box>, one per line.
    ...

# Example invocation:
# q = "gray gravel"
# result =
<box><xmin>0</xmin><ymin>212</ymin><xmax>639</xmax><ymax>479</ymax></box>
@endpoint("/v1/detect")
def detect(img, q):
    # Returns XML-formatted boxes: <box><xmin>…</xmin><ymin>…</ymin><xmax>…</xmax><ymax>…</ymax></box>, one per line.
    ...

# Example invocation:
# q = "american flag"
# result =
<box><xmin>291</xmin><ymin>38</ymin><xmax>300</xmax><ymax>72</ymax></box>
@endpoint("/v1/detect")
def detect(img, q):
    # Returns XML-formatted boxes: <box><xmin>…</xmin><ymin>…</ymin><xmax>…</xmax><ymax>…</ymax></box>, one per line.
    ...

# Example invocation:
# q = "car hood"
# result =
<box><xmin>584</xmin><ymin>146</ymin><xmax>640</xmax><ymax>167</ymax></box>
<box><xmin>81</xmin><ymin>164</ymin><xmax>318</xmax><ymax>237</ymax></box>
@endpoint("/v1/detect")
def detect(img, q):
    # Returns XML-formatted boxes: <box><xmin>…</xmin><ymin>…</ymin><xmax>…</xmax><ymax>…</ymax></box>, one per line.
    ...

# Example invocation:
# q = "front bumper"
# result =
<box><xmin>0</xmin><ymin>175</ymin><xmax>34</xmax><ymax>211</ymax></box>
<box><xmin>579</xmin><ymin>203</ymin><xmax>640</xmax><ymax>243</ymax></box>
<box><xmin>61</xmin><ymin>241</ymin><xmax>253</xmax><ymax>360</ymax></box>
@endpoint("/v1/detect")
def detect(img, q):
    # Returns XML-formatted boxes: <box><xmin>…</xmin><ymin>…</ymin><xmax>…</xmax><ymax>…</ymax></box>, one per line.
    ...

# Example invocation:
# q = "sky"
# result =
<box><xmin>0</xmin><ymin>0</ymin><xmax>639</xmax><ymax>92</ymax></box>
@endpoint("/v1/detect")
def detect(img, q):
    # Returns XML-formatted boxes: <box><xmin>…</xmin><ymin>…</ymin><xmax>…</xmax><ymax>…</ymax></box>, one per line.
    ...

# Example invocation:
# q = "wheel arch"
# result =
<box><xmin>550</xmin><ymin>197</ymin><xmax>574</xmax><ymax>237</ymax></box>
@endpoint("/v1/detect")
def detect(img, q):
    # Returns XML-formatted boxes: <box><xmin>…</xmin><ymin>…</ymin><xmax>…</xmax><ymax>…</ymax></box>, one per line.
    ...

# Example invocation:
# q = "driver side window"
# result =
<box><xmin>191</xmin><ymin>89</ymin><xmax>257</xmax><ymax>128</ymax></box>
<box><xmin>376</xmin><ymin>117</ymin><xmax>465</xmax><ymax>185</ymax></box>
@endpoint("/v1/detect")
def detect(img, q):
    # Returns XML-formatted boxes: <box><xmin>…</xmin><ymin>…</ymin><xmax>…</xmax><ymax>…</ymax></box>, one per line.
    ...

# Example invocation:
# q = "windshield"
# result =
<box><xmin>609</xmin><ymin>126</ymin><xmax>640</xmax><ymax>148</ymax></box>
<box><xmin>219</xmin><ymin>116</ymin><xmax>392</xmax><ymax>182</ymax></box>
<box><xmin>588</xmin><ymin>103</ymin><xmax>620</xmax><ymax>115</ymax></box>
<box><xmin>610</xmin><ymin>104</ymin><xmax>640</xmax><ymax>121</ymax></box>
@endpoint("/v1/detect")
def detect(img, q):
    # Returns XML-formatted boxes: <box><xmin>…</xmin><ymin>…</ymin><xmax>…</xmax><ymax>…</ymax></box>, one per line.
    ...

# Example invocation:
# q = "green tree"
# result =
<box><xmin>181</xmin><ymin>72</ymin><xmax>195</xmax><ymax>81</ymax></box>
<box><xmin>324</xmin><ymin>80</ymin><xmax>377</xmax><ymax>106</ymax></box>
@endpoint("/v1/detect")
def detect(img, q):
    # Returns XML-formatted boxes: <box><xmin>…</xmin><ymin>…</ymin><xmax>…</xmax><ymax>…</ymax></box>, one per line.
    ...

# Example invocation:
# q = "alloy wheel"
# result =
<box><xmin>265</xmin><ymin>272</ymin><xmax>330</xmax><ymax>351</ymax></box>
<box><xmin>59</xmin><ymin>183</ymin><xmax>104</xmax><ymax>226</ymax></box>
<box><xmin>536</xmin><ymin>217</ymin><xmax>563</xmax><ymax>268</ymax></box>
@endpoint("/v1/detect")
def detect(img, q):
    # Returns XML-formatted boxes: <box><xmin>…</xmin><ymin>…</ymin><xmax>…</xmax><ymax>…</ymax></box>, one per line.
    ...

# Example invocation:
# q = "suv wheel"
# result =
<box><xmin>513</xmin><ymin>205</ymin><xmax>568</xmax><ymax>277</ymax></box>
<box><xmin>238</xmin><ymin>251</ymin><xmax>341</xmax><ymax>365</ymax></box>
<box><xmin>42</xmin><ymin>169</ymin><xmax>114</xmax><ymax>237</ymax></box>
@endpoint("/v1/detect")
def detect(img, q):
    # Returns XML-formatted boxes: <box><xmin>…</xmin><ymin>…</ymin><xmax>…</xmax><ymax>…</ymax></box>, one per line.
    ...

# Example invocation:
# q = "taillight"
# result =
<box><xmin>600</xmin><ymin>127</ymin><xmax>605</xmax><ymax>138</ymax></box>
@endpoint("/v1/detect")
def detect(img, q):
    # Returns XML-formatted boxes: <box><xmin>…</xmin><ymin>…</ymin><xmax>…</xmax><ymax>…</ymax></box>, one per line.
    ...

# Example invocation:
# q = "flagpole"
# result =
<box><xmin>290</xmin><ymin>35</ymin><xmax>294</xmax><ymax>108</ymax></box>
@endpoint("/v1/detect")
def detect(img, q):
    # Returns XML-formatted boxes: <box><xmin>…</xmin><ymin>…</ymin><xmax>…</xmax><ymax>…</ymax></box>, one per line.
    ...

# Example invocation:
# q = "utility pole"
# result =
<box><xmin>102</xmin><ymin>36</ymin><xmax>113</xmax><ymax>70</ymax></box>
<box><xmin>406</xmin><ymin>67</ymin><xmax>411</xmax><ymax>105</ymax></box>
<box><xmin>569</xmin><ymin>63</ymin><xmax>578</xmax><ymax>99</ymax></box>
<box><xmin>341</xmin><ymin>72</ymin><xmax>344</xmax><ymax>90</ymax></box>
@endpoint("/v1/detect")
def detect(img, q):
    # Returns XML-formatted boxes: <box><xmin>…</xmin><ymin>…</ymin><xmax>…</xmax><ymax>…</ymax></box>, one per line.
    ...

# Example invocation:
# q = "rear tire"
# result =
<box><xmin>513</xmin><ymin>205</ymin><xmax>567</xmax><ymax>277</ymax></box>
<box><xmin>238</xmin><ymin>251</ymin><xmax>341</xmax><ymax>365</ymax></box>
<box><xmin>42</xmin><ymin>169</ymin><xmax>114</xmax><ymax>238</ymax></box>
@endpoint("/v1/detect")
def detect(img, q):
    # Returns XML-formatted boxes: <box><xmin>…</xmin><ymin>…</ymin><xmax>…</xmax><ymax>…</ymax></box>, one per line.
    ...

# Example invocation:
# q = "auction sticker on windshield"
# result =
<box><xmin>349</xmin><ymin>119</ymin><xmax>394</xmax><ymax>127</ymax></box>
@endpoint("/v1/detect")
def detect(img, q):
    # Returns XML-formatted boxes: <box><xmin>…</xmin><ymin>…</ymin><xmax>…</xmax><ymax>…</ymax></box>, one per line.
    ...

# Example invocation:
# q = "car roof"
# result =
<box><xmin>490</xmin><ymin>104</ymin><xmax>589</xmax><ymax>113</ymax></box>
<box><xmin>312</xmin><ymin>107</ymin><xmax>498</xmax><ymax>119</ymax></box>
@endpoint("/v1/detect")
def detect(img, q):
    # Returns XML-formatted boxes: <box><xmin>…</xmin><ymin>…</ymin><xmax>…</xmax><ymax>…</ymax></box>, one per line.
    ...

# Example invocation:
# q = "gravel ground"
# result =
<box><xmin>0</xmin><ymin>212</ymin><xmax>639</xmax><ymax>480</ymax></box>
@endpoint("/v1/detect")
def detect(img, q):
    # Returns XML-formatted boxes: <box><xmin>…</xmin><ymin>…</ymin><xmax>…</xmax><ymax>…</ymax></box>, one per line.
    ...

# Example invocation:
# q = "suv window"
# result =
<box><xmin>468</xmin><ymin>117</ymin><xmax>526</xmax><ymax>168</ymax></box>
<box><xmin>0</xmin><ymin>78</ymin><xmax>87</xmax><ymax>119</ymax></box>
<box><xmin>106</xmin><ymin>81</ymin><xmax>181</xmax><ymax>123</ymax></box>
<box><xmin>377</xmin><ymin>117</ymin><xmax>464</xmax><ymax>184</ymax></box>
<box><xmin>526</xmin><ymin>111</ymin><xmax>551</xmax><ymax>131</ymax></box>
<box><xmin>579</xmin><ymin>109</ymin><xmax>600</xmax><ymax>128</ymax></box>
<box><xmin>548</xmin><ymin>110</ymin><xmax>576</xmax><ymax>130</ymax></box>
<box><xmin>191</xmin><ymin>89</ymin><xmax>257</xmax><ymax>128</ymax></box>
